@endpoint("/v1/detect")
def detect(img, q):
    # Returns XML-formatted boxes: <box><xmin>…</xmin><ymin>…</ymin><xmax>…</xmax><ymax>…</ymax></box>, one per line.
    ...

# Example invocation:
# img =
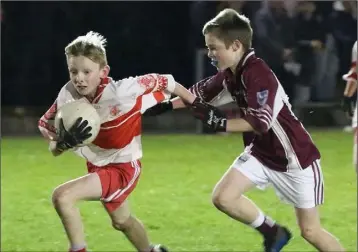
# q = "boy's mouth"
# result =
<box><xmin>76</xmin><ymin>86</ymin><xmax>89</xmax><ymax>94</ymax></box>
<box><xmin>211</xmin><ymin>59</ymin><xmax>219</xmax><ymax>67</ymax></box>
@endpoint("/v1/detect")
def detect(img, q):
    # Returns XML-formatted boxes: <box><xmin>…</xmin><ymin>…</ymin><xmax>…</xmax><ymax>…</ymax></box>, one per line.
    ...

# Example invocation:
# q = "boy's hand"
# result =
<box><xmin>56</xmin><ymin>117</ymin><xmax>92</xmax><ymax>151</ymax></box>
<box><xmin>191</xmin><ymin>98</ymin><xmax>227</xmax><ymax>132</ymax></box>
<box><xmin>144</xmin><ymin>102</ymin><xmax>173</xmax><ymax>116</ymax></box>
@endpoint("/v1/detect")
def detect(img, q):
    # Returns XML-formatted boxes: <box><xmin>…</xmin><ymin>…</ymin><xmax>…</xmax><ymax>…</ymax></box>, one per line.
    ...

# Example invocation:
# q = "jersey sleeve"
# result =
<box><xmin>121</xmin><ymin>73</ymin><xmax>176</xmax><ymax>97</ymax></box>
<box><xmin>188</xmin><ymin>71</ymin><xmax>233</xmax><ymax>106</ymax></box>
<box><xmin>38</xmin><ymin>83</ymin><xmax>74</xmax><ymax>140</ymax></box>
<box><xmin>242</xmin><ymin>63</ymin><xmax>284</xmax><ymax>134</ymax></box>
<box><xmin>343</xmin><ymin>41</ymin><xmax>357</xmax><ymax>83</ymax></box>
<box><xmin>117</xmin><ymin>74</ymin><xmax>176</xmax><ymax>114</ymax></box>
<box><xmin>38</xmin><ymin>99</ymin><xmax>58</xmax><ymax>140</ymax></box>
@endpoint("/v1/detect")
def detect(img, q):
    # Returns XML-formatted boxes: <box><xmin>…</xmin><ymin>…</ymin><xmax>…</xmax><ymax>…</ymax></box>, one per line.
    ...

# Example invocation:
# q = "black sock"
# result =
<box><xmin>256</xmin><ymin>216</ymin><xmax>279</xmax><ymax>238</ymax></box>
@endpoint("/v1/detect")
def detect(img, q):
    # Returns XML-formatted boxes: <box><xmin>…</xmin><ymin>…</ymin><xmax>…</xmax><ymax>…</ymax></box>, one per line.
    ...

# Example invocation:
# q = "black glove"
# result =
<box><xmin>191</xmin><ymin>98</ymin><xmax>227</xmax><ymax>132</ymax></box>
<box><xmin>144</xmin><ymin>101</ymin><xmax>173</xmax><ymax>116</ymax></box>
<box><xmin>342</xmin><ymin>96</ymin><xmax>355</xmax><ymax>117</ymax></box>
<box><xmin>56</xmin><ymin>117</ymin><xmax>92</xmax><ymax>151</ymax></box>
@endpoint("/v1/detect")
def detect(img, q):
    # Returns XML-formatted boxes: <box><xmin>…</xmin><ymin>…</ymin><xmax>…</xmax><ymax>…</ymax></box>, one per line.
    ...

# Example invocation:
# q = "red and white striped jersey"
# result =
<box><xmin>38</xmin><ymin>74</ymin><xmax>175</xmax><ymax>166</ymax></box>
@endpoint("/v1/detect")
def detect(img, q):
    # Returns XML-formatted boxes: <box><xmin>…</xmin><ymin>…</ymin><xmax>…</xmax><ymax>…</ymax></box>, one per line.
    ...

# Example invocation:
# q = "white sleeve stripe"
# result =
<box><xmin>195</xmin><ymin>84</ymin><xmax>204</xmax><ymax>100</ymax></box>
<box><xmin>260</xmin><ymin>109</ymin><xmax>273</xmax><ymax>120</ymax></box>
<box><xmin>247</xmin><ymin>107</ymin><xmax>273</xmax><ymax>130</ymax></box>
<box><xmin>248</xmin><ymin>108</ymin><xmax>273</xmax><ymax>121</ymax></box>
<box><xmin>257</xmin><ymin>114</ymin><xmax>271</xmax><ymax>124</ymax></box>
<box><xmin>259</xmin><ymin>117</ymin><xmax>270</xmax><ymax>129</ymax></box>
<box><xmin>192</xmin><ymin>85</ymin><xmax>198</xmax><ymax>96</ymax></box>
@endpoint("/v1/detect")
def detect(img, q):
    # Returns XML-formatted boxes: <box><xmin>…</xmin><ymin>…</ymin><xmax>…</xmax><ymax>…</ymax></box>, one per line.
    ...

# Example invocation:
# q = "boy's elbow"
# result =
<box><xmin>38</xmin><ymin>120</ymin><xmax>57</xmax><ymax>141</ymax></box>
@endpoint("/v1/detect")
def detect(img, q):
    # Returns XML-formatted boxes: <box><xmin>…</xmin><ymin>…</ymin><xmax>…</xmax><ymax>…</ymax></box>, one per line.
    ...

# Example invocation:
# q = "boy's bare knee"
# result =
<box><xmin>300</xmin><ymin>225</ymin><xmax>321</xmax><ymax>242</ymax></box>
<box><xmin>52</xmin><ymin>186</ymin><xmax>73</xmax><ymax>208</ymax></box>
<box><xmin>112</xmin><ymin>215</ymin><xmax>133</xmax><ymax>232</ymax></box>
<box><xmin>212</xmin><ymin>192</ymin><xmax>223</xmax><ymax>209</ymax></box>
<box><xmin>212</xmin><ymin>190</ymin><xmax>233</xmax><ymax>211</ymax></box>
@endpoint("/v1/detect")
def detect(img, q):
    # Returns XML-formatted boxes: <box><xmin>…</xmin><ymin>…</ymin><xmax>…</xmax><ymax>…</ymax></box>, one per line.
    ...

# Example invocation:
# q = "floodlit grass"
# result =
<box><xmin>2</xmin><ymin>131</ymin><xmax>356</xmax><ymax>251</ymax></box>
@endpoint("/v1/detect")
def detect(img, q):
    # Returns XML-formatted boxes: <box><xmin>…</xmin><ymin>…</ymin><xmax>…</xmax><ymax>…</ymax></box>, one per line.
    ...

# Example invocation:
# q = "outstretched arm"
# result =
<box><xmin>171</xmin><ymin>96</ymin><xmax>188</xmax><ymax>109</ymax></box>
<box><xmin>171</xmin><ymin>82</ymin><xmax>196</xmax><ymax>105</ymax></box>
<box><xmin>144</xmin><ymin>72</ymin><xmax>230</xmax><ymax>115</ymax></box>
<box><xmin>193</xmin><ymin>64</ymin><xmax>284</xmax><ymax>134</ymax></box>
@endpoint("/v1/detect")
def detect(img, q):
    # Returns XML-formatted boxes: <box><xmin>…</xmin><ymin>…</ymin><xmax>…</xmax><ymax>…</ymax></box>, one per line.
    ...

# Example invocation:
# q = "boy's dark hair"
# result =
<box><xmin>202</xmin><ymin>8</ymin><xmax>253</xmax><ymax>50</ymax></box>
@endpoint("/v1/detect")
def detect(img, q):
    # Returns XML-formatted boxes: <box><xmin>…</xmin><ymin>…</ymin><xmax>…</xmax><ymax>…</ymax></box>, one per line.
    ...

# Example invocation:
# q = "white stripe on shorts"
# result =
<box><xmin>102</xmin><ymin>160</ymin><xmax>141</xmax><ymax>202</ymax></box>
<box><xmin>312</xmin><ymin>160</ymin><xmax>324</xmax><ymax>206</ymax></box>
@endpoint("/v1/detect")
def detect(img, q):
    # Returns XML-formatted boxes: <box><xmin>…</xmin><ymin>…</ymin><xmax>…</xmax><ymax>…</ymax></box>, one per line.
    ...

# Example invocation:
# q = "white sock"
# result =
<box><xmin>70</xmin><ymin>244</ymin><xmax>86</xmax><ymax>252</ymax></box>
<box><xmin>264</xmin><ymin>215</ymin><xmax>276</xmax><ymax>227</ymax></box>
<box><xmin>249</xmin><ymin>211</ymin><xmax>265</xmax><ymax>228</ymax></box>
<box><xmin>149</xmin><ymin>244</ymin><xmax>162</xmax><ymax>252</ymax></box>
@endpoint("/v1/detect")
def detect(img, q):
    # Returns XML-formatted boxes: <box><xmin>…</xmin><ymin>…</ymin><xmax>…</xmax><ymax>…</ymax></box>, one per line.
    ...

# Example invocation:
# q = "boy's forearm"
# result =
<box><xmin>170</xmin><ymin>96</ymin><xmax>187</xmax><ymax>109</ymax></box>
<box><xmin>226</xmin><ymin>118</ymin><xmax>255</xmax><ymax>133</ymax></box>
<box><xmin>172</xmin><ymin>82</ymin><xmax>196</xmax><ymax>105</ymax></box>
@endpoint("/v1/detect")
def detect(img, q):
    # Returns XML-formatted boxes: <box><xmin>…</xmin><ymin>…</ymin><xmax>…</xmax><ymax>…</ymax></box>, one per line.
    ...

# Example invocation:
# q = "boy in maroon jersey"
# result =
<box><xmin>146</xmin><ymin>8</ymin><xmax>344</xmax><ymax>252</ymax></box>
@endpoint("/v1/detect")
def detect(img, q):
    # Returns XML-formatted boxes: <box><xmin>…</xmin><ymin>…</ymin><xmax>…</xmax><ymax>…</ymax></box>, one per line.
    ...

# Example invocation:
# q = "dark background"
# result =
<box><xmin>1</xmin><ymin>1</ymin><xmax>357</xmax><ymax>109</ymax></box>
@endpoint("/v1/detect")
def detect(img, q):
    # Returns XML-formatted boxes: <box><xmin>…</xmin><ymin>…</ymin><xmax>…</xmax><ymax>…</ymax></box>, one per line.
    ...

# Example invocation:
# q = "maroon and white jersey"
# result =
<box><xmin>189</xmin><ymin>49</ymin><xmax>320</xmax><ymax>172</ymax></box>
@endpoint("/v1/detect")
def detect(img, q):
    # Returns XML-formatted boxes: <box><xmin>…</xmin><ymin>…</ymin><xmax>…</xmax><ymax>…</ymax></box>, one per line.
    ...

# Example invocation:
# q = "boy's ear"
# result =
<box><xmin>232</xmin><ymin>40</ymin><xmax>241</xmax><ymax>51</ymax></box>
<box><xmin>100</xmin><ymin>65</ymin><xmax>110</xmax><ymax>78</ymax></box>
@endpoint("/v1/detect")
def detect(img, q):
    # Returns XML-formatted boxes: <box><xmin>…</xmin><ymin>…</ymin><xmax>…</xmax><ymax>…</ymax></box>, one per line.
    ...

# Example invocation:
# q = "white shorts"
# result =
<box><xmin>230</xmin><ymin>153</ymin><xmax>324</xmax><ymax>209</ymax></box>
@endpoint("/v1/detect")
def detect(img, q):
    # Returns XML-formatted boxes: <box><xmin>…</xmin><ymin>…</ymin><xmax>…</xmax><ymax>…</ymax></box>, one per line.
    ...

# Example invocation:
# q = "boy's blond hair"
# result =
<box><xmin>202</xmin><ymin>8</ymin><xmax>253</xmax><ymax>51</ymax></box>
<box><xmin>65</xmin><ymin>31</ymin><xmax>108</xmax><ymax>68</ymax></box>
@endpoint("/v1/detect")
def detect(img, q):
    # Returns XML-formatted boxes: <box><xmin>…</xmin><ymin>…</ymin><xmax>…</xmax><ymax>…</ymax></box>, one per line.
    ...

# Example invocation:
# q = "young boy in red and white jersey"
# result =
<box><xmin>38</xmin><ymin>31</ymin><xmax>204</xmax><ymax>252</ymax></box>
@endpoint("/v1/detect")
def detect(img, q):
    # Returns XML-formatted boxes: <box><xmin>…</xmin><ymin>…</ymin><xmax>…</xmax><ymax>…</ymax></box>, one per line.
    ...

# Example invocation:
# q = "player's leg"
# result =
<box><xmin>266</xmin><ymin>160</ymin><xmax>344</xmax><ymax>251</ymax></box>
<box><xmin>293</xmin><ymin>160</ymin><xmax>344</xmax><ymax>251</ymax></box>
<box><xmin>295</xmin><ymin>207</ymin><xmax>344</xmax><ymax>251</ymax></box>
<box><xmin>212</xmin><ymin>153</ymin><xmax>290</xmax><ymax>248</ymax></box>
<box><xmin>104</xmin><ymin>200</ymin><xmax>164</xmax><ymax>252</ymax></box>
<box><xmin>52</xmin><ymin>173</ymin><xmax>102</xmax><ymax>252</ymax></box>
<box><xmin>101</xmin><ymin>160</ymin><xmax>167</xmax><ymax>252</ymax></box>
<box><xmin>212</xmin><ymin>165</ymin><xmax>260</xmax><ymax>223</ymax></box>
<box><xmin>105</xmin><ymin>200</ymin><xmax>150</xmax><ymax>251</ymax></box>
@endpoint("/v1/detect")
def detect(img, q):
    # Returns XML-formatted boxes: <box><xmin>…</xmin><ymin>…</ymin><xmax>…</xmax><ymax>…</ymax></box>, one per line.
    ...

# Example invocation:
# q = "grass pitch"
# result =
<box><xmin>2</xmin><ymin>130</ymin><xmax>357</xmax><ymax>251</ymax></box>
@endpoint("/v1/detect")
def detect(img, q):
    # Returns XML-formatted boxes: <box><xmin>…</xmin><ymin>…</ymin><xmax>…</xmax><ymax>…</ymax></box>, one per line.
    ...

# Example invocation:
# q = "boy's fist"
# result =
<box><xmin>191</xmin><ymin>98</ymin><xmax>227</xmax><ymax>132</ymax></box>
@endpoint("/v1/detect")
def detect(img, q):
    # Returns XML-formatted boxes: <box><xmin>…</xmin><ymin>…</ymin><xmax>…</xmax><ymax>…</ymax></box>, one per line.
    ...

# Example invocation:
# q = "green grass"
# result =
<box><xmin>2</xmin><ymin>130</ymin><xmax>357</xmax><ymax>251</ymax></box>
